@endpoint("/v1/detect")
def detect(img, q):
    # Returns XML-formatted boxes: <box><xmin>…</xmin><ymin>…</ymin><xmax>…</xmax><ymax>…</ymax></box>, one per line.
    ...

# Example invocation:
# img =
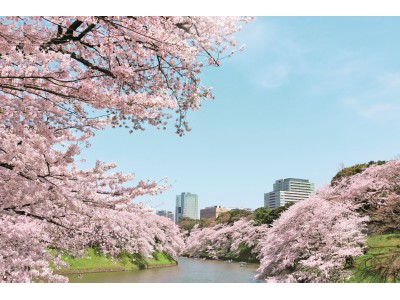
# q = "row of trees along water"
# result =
<box><xmin>182</xmin><ymin>160</ymin><xmax>400</xmax><ymax>283</ymax></box>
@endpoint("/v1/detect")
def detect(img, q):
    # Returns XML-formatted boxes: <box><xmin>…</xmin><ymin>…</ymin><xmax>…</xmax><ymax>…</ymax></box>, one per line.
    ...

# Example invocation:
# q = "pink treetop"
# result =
<box><xmin>321</xmin><ymin>160</ymin><xmax>400</xmax><ymax>233</ymax></box>
<box><xmin>0</xmin><ymin>17</ymin><xmax>251</xmax><ymax>135</ymax></box>
<box><xmin>0</xmin><ymin>16</ymin><xmax>250</xmax><ymax>282</ymax></box>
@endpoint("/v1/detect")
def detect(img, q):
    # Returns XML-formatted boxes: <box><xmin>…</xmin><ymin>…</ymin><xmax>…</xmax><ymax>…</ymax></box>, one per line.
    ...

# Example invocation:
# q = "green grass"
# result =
<box><xmin>349</xmin><ymin>233</ymin><xmax>400</xmax><ymax>282</ymax></box>
<box><xmin>55</xmin><ymin>248</ymin><xmax>138</xmax><ymax>271</ymax></box>
<box><xmin>49</xmin><ymin>248</ymin><xmax>176</xmax><ymax>273</ymax></box>
<box><xmin>145</xmin><ymin>251</ymin><xmax>176</xmax><ymax>266</ymax></box>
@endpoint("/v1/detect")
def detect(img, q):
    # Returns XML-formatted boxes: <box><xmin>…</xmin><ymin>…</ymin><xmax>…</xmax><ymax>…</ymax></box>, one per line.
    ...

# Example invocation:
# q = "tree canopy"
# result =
<box><xmin>253</xmin><ymin>203</ymin><xmax>293</xmax><ymax>226</ymax></box>
<box><xmin>0</xmin><ymin>16</ymin><xmax>250</xmax><ymax>282</ymax></box>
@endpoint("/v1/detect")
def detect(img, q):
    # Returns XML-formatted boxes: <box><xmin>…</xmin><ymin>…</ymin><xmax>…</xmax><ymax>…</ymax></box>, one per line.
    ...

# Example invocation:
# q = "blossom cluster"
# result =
<box><xmin>184</xmin><ymin>219</ymin><xmax>269</xmax><ymax>259</ymax></box>
<box><xmin>256</xmin><ymin>195</ymin><xmax>368</xmax><ymax>283</ymax></box>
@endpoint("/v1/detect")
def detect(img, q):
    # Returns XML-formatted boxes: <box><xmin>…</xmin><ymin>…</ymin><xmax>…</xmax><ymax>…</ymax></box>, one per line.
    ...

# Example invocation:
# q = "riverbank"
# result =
<box><xmin>51</xmin><ymin>248</ymin><xmax>177</xmax><ymax>275</ymax></box>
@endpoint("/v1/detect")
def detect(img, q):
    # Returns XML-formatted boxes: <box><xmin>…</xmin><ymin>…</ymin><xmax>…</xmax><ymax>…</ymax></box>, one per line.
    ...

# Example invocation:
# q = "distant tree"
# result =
<box><xmin>254</xmin><ymin>203</ymin><xmax>294</xmax><ymax>226</ymax></box>
<box><xmin>184</xmin><ymin>219</ymin><xmax>268</xmax><ymax>261</ymax></box>
<box><xmin>253</xmin><ymin>207</ymin><xmax>272</xmax><ymax>225</ymax></box>
<box><xmin>200</xmin><ymin>217</ymin><xmax>218</xmax><ymax>228</ymax></box>
<box><xmin>215</xmin><ymin>209</ymin><xmax>253</xmax><ymax>225</ymax></box>
<box><xmin>331</xmin><ymin>160</ymin><xmax>386</xmax><ymax>185</ymax></box>
<box><xmin>178</xmin><ymin>217</ymin><xmax>206</xmax><ymax>233</ymax></box>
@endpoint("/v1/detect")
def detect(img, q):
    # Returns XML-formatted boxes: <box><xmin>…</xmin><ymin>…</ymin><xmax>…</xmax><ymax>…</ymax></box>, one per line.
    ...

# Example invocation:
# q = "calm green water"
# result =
<box><xmin>67</xmin><ymin>257</ymin><xmax>263</xmax><ymax>283</ymax></box>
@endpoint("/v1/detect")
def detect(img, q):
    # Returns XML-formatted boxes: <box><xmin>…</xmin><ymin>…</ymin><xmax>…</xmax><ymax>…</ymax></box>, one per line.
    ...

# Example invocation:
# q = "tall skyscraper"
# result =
<box><xmin>264</xmin><ymin>178</ymin><xmax>315</xmax><ymax>209</ymax></box>
<box><xmin>175</xmin><ymin>192</ymin><xmax>198</xmax><ymax>223</ymax></box>
<box><xmin>156</xmin><ymin>210</ymin><xmax>174</xmax><ymax>222</ymax></box>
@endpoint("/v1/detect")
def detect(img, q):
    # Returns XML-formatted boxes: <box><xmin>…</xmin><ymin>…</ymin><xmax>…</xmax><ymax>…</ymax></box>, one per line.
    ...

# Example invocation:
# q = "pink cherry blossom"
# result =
<box><xmin>321</xmin><ymin>160</ymin><xmax>400</xmax><ymax>234</ymax></box>
<box><xmin>184</xmin><ymin>219</ymin><xmax>269</xmax><ymax>259</ymax></box>
<box><xmin>0</xmin><ymin>16</ymin><xmax>250</xmax><ymax>282</ymax></box>
<box><xmin>256</xmin><ymin>194</ymin><xmax>368</xmax><ymax>283</ymax></box>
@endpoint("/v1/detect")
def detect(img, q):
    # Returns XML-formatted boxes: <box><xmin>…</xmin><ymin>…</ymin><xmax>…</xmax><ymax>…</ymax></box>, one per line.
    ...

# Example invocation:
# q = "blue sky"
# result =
<box><xmin>79</xmin><ymin>17</ymin><xmax>400</xmax><ymax>213</ymax></box>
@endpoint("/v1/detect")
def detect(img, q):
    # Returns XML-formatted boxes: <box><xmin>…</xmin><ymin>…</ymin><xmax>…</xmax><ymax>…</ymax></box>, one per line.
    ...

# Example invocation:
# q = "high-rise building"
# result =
<box><xmin>156</xmin><ymin>210</ymin><xmax>174</xmax><ymax>222</ymax></box>
<box><xmin>175</xmin><ymin>192</ymin><xmax>198</xmax><ymax>223</ymax></box>
<box><xmin>200</xmin><ymin>206</ymin><xmax>230</xmax><ymax>220</ymax></box>
<box><xmin>264</xmin><ymin>178</ymin><xmax>315</xmax><ymax>209</ymax></box>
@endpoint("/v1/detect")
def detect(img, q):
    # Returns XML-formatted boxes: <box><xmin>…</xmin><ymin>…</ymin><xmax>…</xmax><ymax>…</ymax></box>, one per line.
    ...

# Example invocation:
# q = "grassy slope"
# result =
<box><xmin>349</xmin><ymin>233</ymin><xmax>400</xmax><ymax>282</ymax></box>
<box><xmin>145</xmin><ymin>251</ymin><xmax>176</xmax><ymax>265</ymax></box>
<box><xmin>51</xmin><ymin>248</ymin><xmax>176</xmax><ymax>273</ymax></box>
<box><xmin>60</xmin><ymin>248</ymin><xmax>137</xmax><ymax>271</ymax></box>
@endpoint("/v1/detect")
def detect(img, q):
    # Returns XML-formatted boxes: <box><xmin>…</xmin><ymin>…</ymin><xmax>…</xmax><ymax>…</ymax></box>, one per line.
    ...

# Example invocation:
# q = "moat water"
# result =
<box><xmin>67</xmin><ymin>257</ymin><xmax>262</xmax><ymax>283</ymax></box>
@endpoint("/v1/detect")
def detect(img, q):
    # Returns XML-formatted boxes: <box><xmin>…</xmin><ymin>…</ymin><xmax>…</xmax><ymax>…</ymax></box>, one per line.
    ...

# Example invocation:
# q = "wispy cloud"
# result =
<box><xmin>234</xmin><ymin>18</ymin><xmax>307</xmax><ymax>90</ymax></box>
<box><xmin>341</xmin><ymin>70</ymin><xmax>400</xmax><ymax>123</ymax></box>
<box><xmin>342</xmin><ymin>97</ymin><xmax>400</xmax><ymax>122</ymax></box>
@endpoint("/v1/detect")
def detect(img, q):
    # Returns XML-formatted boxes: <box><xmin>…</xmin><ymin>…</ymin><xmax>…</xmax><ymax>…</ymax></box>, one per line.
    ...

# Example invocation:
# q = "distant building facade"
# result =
<box><xmin>264</xmin><ymin>178</ymin><xmax>315</xmax><ymax>209</ymax></box>
<box><xmin>175</xmin><ymin>192</ymin><xmax>198</xmax><ymax>223</ymax></box>
<box><xmin>200</xmin><ymin>206</ymin><xmax>230</xmax><ymax>219</ymax></box>
<box><xmin>156</xmin><ymin>210</ymin><xmax>174</xmax><ymax>222</ymax></box>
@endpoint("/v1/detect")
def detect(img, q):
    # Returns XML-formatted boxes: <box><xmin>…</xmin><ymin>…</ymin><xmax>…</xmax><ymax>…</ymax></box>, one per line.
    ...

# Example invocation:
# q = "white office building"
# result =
<box><xmin>264</xmin><ymin>178</ymin><xmax>315</xmax><ymax>209</ymax></box>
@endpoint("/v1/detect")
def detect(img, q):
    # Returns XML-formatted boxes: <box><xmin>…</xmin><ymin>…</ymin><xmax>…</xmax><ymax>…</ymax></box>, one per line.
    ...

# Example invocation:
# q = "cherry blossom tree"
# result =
<box><xmin>256</xmin><ymin>161</ymin><xmax>400</xmax><ymax>283</ymax></box>
<box><xmin>184</xmin><ymin>219</ymin><xmax>269</xmax><ymax>260</ymax></box>
<box><xmin>256</xmin><ymin>194</ymin><xmax>369</xmax><ymax>283</ymax></box>
<box><xmin>0</xmin><ymin>16</ymin><xmax>250</xmax><ymax>282</ymax></box>
<box><xmin>324</xmin><ymin>160</ymin><xmax>400</xmax><ymax>234</ymax></box>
